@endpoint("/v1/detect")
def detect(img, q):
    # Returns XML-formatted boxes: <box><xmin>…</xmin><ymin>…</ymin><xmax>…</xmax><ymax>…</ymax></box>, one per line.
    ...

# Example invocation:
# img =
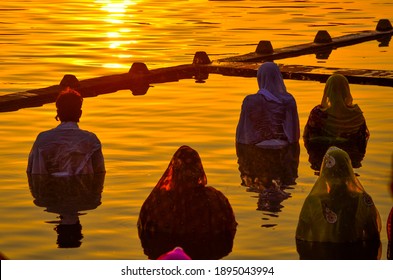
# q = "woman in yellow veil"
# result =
<box><xmin>303</xmin><ymin>74</ymin><xmax>369</xmax><ymax>144</ymax></box>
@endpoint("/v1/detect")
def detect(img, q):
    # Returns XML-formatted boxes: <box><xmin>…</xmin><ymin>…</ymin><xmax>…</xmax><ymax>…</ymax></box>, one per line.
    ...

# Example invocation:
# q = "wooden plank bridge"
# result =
<box><xmin>1</xmin><ymin>19</ymin><xmax>392</xmax><ymax>113</ymax></box>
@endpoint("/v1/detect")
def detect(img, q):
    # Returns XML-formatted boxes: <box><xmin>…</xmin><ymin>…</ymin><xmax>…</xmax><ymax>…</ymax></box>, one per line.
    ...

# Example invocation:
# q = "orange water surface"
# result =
<box><xmin>0</xmin><ymin>0</ymin><xmax>392</xmax><ymax>259</ymax></box>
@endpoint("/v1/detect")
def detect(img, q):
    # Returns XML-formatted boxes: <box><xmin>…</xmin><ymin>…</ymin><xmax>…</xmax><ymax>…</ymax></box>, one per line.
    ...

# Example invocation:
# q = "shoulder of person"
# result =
<box><xmin>285</xmin><ymin>93</ymin><xmax>298</xmax><ymax>104</ymax></box>
<box><xmin>243</xmin><ymin>93</ymin><xmax>265</xmax><ymax>104</ymax></box>
<box><xmin>79</xmin><ymin>128</ymin><xmax>98</xmax><ymax>136</ymax></box>
<box><xmin>244</xmin><ymin>93</ymin><xmax>261</xmax><ymax>100</ymax></box>
<box><xmin>351</xmin><ymin>103</ymin><xmax>364</xmax><ymax>112</ymax></box>
<box><xmin>80</xmin><ymin>129</ymin><xmax>102</xmax><ymax>142</ymax></box>
<box><xmin>311</xmin><ymin>105</ymin><xmax>323</xmax><ymax>111</ymax></box>
<box><xmin>35</xmin><ymin>127</ymin><xmax>57</xmax><ymax>139</ymax></box>
<box><xmin>310</xmin><ymin>105</ymin><xmax>326</xmax><ymax>116</ymax></box>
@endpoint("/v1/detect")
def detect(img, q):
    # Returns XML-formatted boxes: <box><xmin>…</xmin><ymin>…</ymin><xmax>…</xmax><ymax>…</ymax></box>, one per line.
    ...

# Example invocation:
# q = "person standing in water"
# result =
<box><xmin>27</xmin><ymin>87</ymin><xmax>105</xmax><ymax>176</ymax></box>
<box><xmin>236</xmin><ymin>61</ymin><xmax>300</xmax><ymax>149</ymax></box>
<box><xmin>296</xmin><ymin>146</ymin><xmax>381</xmax><ymax>243</ymax></box>
<box><xmin>303</xmin><ymin>74</ymin><xmax>369</xmax><ymax>144</ymax></box>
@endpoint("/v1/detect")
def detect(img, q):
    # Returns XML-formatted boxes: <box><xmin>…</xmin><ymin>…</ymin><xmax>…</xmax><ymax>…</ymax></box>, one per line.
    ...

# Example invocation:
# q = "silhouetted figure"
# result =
<box><xmin>296</xmin><ymin>147</ymin><xmax>381</xmax><ymax>259</ymax></box>
<box><xmin>28</xmin><ymin>173</ymin><xmax>105</xmax><ymax>248</ymax></box>
<box><xmin>27</xmin><ymin>88</ymin><xmax>105</xmax><ymax>176</ymax></box>
<box><xmin>303</xmin><ymin>74</ymin><xmax>369</xmax><ymax>170</ymax></box>
<box><xmin>138</xmin><ymin>145</ymin><xmax>237</xmax><ymax>259</ymax></box>
<box><xmin>236</xmin><ymin>62</ymin><xmax>300</xmax><ymax>149</ymax></box>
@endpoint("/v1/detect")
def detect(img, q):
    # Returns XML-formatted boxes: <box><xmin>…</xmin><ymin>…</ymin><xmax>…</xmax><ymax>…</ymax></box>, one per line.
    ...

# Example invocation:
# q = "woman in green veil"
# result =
<box><xmin>296</xmin><ymin>146</ymin><xmax>381</xmax><ymax>243</ymax></box>
<box><xmin>303</xmin><ymin>74</ymin><xmax>369</xmax><ymax>144</ymax></box>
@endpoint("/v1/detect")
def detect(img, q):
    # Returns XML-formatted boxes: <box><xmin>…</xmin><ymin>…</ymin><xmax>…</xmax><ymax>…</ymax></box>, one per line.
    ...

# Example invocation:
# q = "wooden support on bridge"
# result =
<box><xmin>0</xmin><ymin>19</ymin><xmax>392</xmax><ymax>113</ymax></box>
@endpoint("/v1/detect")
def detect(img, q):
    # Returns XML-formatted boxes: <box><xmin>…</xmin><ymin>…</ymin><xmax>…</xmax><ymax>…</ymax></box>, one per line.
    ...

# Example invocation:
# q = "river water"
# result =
<box><xmin>0</xmin><ymin>0</ymin><xmax>392</xmax><ymax>259</ymax></box>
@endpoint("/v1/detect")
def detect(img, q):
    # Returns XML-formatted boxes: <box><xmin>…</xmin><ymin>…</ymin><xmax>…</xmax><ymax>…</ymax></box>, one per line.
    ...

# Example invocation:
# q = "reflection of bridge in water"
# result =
<box><xmin>1</xmin><ymin>19</ymin><xmax>392</xmax><ymax>112</ymax></box>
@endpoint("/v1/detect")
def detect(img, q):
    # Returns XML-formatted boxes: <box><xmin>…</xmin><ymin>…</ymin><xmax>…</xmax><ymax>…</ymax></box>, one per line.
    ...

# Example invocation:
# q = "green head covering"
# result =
<box><xmin>296</xmin><ymin>147</ymin><xmax>381</xmax><ymax>243</ymax></box>
<box><xmin>319</xmin><ymin>74</ymin><xmax>365</xmax><ymax>136</ymax></box>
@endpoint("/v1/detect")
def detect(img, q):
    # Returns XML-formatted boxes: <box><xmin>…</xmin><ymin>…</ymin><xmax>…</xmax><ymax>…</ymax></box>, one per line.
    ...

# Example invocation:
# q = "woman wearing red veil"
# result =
<box><xmin>138</xmin><ymin>145</ymin><xmax>237</xmax><ymax>259</ymax></box>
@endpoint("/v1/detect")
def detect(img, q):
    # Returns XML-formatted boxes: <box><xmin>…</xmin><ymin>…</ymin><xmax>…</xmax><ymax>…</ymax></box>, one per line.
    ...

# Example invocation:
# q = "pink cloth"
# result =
<box><xmin>157</xmin><ymin>247</ymin><xmax>192</xmax><ymax>260</ymax></box>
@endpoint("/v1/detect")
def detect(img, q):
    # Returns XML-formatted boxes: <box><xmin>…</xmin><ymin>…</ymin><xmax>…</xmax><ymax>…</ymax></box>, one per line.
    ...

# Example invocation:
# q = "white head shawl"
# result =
<box><xmin>256</xmin><ymin>62</ymin><xmax>300</xmax><ymax>143</ymax></box>
<box><xmin>257</xmin><ymin>62</ymin><xmax>288</xmax><ymax>103</ymax></box>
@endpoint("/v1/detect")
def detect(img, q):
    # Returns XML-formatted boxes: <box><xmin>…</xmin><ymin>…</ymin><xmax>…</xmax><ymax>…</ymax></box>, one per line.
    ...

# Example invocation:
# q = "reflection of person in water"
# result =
<box><xmin>303</xmin><ymin>74</ymin><xmax>369</xmax><ymax>171</ymax></box>
<box><xmin>236</xmin><ymin>142</ymin><xmax>300</xmax><ymax>215</ymax></box>
<box><xmin>54</xmin><ymin>216</ymin><xmax>84</xmax><ymax>248</ymax></box>
<box><xmin>27</xmin><ymin>87</ymin><xmax>105</xmax><ymax>176</ymax></box>
<box><xmin>304</xmin><ymin>138</ymin><xmax>367</xmax><ymax>172</ymax></box>
<box><xmin>138</xmin><ymin>145</ymin><xmax>237</xmax><ymax>260</ymax></box>
<box><xmin>296</xmin><ymin>147</ymin><xmax>381</xmax><ymax>259</ymax></box>
<box><xmin>28</xmin><ymin>173</ymin><xmax>105</xmax><ymax>248</ymax></box>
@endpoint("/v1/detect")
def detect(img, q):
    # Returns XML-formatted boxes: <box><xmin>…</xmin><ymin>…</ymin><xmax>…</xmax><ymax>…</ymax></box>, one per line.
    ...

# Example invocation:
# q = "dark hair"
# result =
<box><xmin>55</xmin><ymin>87</ymin><xmax>83</xmax><ymax>122</ymax></box>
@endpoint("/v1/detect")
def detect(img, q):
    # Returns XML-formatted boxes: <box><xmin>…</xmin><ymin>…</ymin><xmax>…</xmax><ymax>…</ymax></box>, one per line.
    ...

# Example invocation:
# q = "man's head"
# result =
<box><xmin>55</xmin><ymin>87</ymin><xmax>83</xmax><ymax>122</ymax></box>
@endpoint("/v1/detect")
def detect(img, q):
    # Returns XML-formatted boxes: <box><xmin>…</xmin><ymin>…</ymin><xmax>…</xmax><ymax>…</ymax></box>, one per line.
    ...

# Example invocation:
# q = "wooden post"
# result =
<box><xmin>193</xmin><ymin>52</ymin><xmax>210</xmax><ymax>83</ymax></box>
<box><xmin>129</xmin><ymin>62</ymin><xmax>150</xmax><ymax>75</ymax></box>
<box><xmin>129</xmin><ymin>63</ymin><xmax>150</xmax><ymax>96</ymax></box>
<box><xmin>59</xmin><ymin>74</ymin><xmax>80</xmax><ymax>90</ymax></box>
<box><xmin>376</xmin><ymin>19</ymin><xmax>393</xmax><ymax>31</ymax></box>
<box><xmin>255</xmin><ymin>41</ymin><xmax>274</xmax><ymax>54</ymax></box>
<box><xmin>193</xmin><ymin>51</ymin><xmax>211</xmax><ymax>65</ymax></box>
<box><xmin>314</xmin><ymin>30</ymin><xmax>332</xmax><ymax>44</ymax></box>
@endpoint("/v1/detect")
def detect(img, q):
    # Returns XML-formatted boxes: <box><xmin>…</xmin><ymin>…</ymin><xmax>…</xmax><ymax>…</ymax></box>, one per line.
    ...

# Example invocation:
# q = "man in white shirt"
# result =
<box><xmin>27</xmin><ymin>88</ymin><xmax>105</xmax><ymax>176</ymax></box>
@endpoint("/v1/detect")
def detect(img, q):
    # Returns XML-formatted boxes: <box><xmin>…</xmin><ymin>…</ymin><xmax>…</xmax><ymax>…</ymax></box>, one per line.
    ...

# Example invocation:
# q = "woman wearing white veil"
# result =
<box><xmin>236</xmin><ymin>62</ymin><xmax>300</xmax><ymax>148</ymax></box>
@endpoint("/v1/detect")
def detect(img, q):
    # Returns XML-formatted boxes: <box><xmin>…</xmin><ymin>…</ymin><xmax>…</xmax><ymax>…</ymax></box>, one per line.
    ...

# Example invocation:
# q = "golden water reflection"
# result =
<box><xmin>0</xmin><ymin>1</ymin><xmax>392</xmax><ymax>260</ymax></box>
<box><xmin>95</xmin><ymin>0</ymin><xmax>139</xmax><ymax>68</ymax></box>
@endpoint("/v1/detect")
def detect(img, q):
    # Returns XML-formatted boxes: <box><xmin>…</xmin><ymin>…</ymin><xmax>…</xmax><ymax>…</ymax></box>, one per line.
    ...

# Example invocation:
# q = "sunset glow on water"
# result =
<box><xmin>0</xmin><ymin>0</ymin><xmax>392</xmax><ymax>260</ymax></box>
